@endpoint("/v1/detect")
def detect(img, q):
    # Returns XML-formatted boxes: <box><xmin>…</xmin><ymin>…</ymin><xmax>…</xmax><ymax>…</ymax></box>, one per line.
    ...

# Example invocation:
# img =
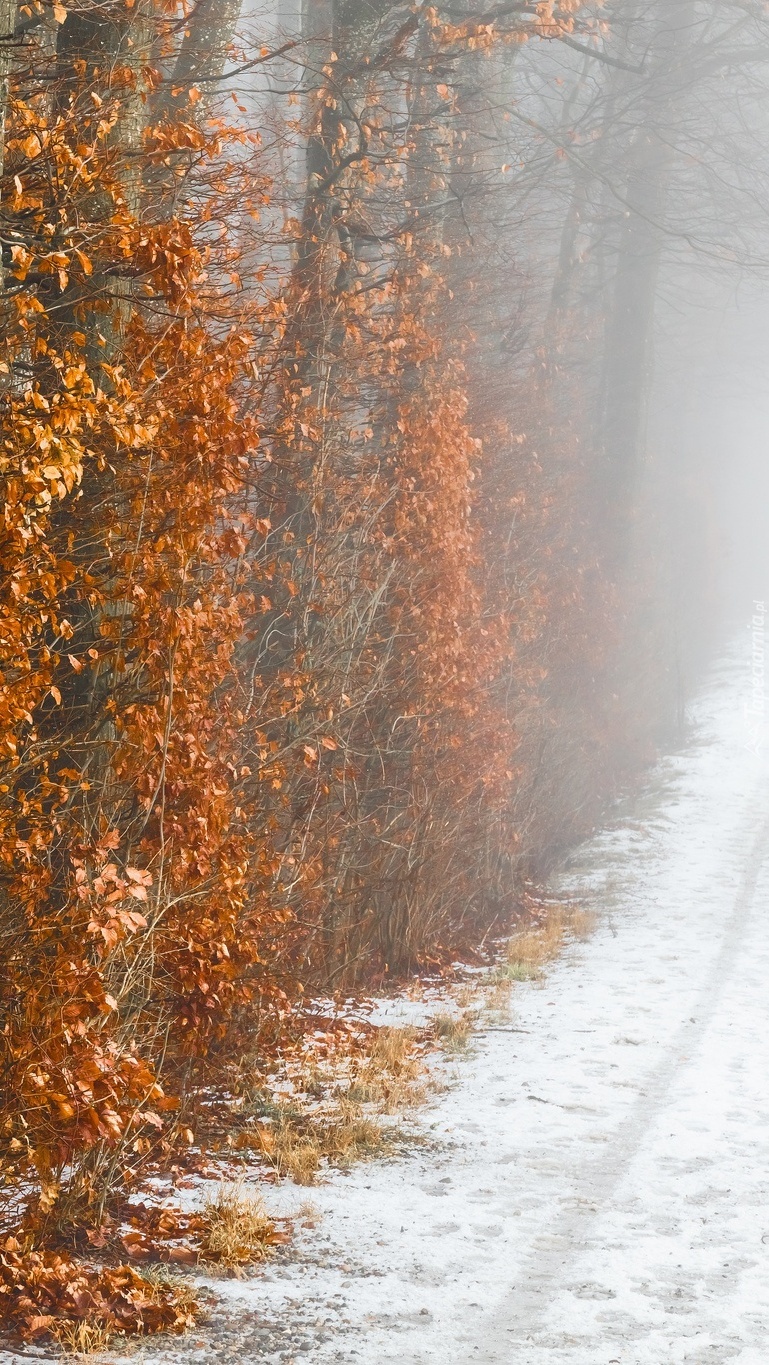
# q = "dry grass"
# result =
<box><xmin>369</xmin><ymin>1024</ymin><xmax>417</xmax><ymax>1071</ymax></box>
<box><xmin>504</xmin><ymin>905</ymin><xmax>597</xmax><ymax>981</ymax></box>
<box><xmin>290</xmin><ymin>1060</ymin><xmax>325</xmax><ymax>1100</ymax></box>
<box><xmin>199</xmin><ymin>1185</ymin><xmax>277</xmax><ymax>1269</ymax></box>
<box><xmin>250</xmin><ymin>1098</ymin><xmax>389</xmax><ymax>1186</ymax></box>
<box><xmin>454</xmin><ymin>984</ymin><xmax>481</xmax><ymax>1010</ymax></box>
<box><xmin>432</xmin><ymin>1010</ymin><xmax>474</xmax><ymax>1051</ymax></box>
<box><xmin>232</xmin><ymin>1024</ymin><xmax>425</xmax><ymax>1185</ymax></box>
<box><xmin>323</xmin><ymin>1102</ymin><xmax>386</xmax><ymax>1164</ymax></box>
<box><xmin>266</xmin><ymin>1118</ymin><xmax>322</xmax><ymax>1186</ymax></box>
<box><xmin>242</xmin><ymin>1022</ymin><xmax>434</xmax><ymax>1185</ymax></box>
<box><xmin>52</xmin><ymin>1320</ymin><xmax>112</xmax><ymax>1358</ymax></box>
<box><xmin>483</xmin><ymin>975</ymin><xmax>514</xmax><ymax>1023</ymax></box>
<box><xmin>225</xmin><ymin>913</ymin><xmax>595</xmax><ymax>1194</ymax></box>
<box><xmin>347</xmin><ymin>1025</ymin><xmax>425</xmax><ymax>1112</ymax></box>
<box><xmin>567</xmin><ymin>907</ymin><xmax>597</xmax><ymax>939</ymax></box>
<box><xmin>140</xmin><ymin>1265</ymin><xmax>199</xmax><ymax>1317</ymax></box>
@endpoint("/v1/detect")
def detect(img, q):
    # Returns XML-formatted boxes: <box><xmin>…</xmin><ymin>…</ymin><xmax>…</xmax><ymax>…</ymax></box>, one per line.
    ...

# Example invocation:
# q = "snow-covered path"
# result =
<box><xmin>225</xmin><ymin>645</ymin><xmax>769</xmax><ymax>1365</ymax></box>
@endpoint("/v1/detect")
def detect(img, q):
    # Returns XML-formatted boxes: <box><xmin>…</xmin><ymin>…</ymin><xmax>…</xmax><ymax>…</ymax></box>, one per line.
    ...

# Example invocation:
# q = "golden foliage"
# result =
<box><xmin>0</xmin><ymin>1240</ymin><xmax>197</xmax><ymax>1343</ymax></box>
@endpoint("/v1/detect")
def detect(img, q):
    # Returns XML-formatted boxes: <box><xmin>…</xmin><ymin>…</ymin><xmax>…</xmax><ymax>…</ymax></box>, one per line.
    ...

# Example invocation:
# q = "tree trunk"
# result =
<box><xmin>601</xmin><ymin>0</ymin><xmax>697</xmax><ymax>532</ymax></box>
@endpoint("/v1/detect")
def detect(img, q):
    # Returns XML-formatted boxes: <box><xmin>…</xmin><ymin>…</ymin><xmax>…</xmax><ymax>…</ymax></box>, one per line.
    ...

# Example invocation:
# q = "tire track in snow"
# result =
<box><xmin>467</xmin><ymin>802</ymin><xmax>769</xmax><ymax>1363</ymax></box>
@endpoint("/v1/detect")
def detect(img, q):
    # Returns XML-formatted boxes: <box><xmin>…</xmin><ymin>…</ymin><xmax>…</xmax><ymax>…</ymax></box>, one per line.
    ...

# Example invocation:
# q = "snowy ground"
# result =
<box><xmin>4</xmin><ymin>640</ymin><xmax>768</xmax><ymax>1365</ymax></box>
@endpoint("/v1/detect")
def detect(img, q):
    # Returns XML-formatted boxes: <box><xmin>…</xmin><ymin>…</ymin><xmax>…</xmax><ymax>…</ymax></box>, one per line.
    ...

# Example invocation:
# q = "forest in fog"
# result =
<box><xmin>1</xmin><ymin>0</ymin><xmax>769</xmax><ymax>1336</ymax></box>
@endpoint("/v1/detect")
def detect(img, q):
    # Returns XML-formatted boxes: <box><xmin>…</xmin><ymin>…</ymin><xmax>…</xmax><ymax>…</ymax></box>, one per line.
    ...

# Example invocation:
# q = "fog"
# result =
<box><xmin>218</xmin><ymin>0</ymin><xmax>769</xmax><ymax>869</ymax></box>
<box><xmin>653</xmin><ymin>275</ymin><xmax>769</xmax><ymax>606</ymax></box>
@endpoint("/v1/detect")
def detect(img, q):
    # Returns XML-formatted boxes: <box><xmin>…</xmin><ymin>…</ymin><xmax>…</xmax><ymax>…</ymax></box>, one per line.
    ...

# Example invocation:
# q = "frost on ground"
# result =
<box><xmin>3</xmin><ymin>640</ymin><xmax>768</xmax><ymax>1365</ymax></box>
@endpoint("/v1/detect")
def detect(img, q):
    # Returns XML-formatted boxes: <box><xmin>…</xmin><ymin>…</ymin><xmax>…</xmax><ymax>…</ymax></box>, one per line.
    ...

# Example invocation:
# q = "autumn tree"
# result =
<box><xmin>3</xmin><ymin>0</ymin><xmax>768</xmax><ymax>1330</ymax></box>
